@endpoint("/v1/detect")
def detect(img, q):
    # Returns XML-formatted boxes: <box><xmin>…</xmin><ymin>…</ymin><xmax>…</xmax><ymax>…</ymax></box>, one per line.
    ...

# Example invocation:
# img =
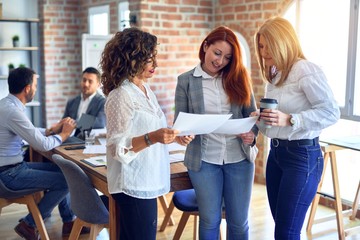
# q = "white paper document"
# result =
<box><xmin>167</xmin><ymin>142</ymin><xmax>186</xmax><ymax>154</ymax></box>
<box><xmin>213</xmin><ymin>116</ymin><xmax>258</xmax><ymax>135</ymax></box>
<box><xmin>172</xmin><ymin>112</ymin><xmax>257</xmax><ymax>136</ymax></box>
<box><xmin>82</xmin><ymin>155</ymin><xmax>107</xmax><ymax>167</ymax></box>
<box><xmin>83</xmin><ymin>145</ymin><xmax>106</xmax><ymax>154</ymax></box>
<box><xmin>173</xmin><ymin>112</ymin><xmax>232</xmax><ymax>136</ymax></box>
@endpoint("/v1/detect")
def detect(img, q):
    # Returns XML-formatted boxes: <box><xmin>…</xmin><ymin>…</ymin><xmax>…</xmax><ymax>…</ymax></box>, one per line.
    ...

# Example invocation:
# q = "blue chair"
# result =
<box><xmin>0</xmin><ymin>178</ymin><xmax>50</xmax><ymax>240</ymax></box>
<box><xmin>160</xmin><ymin>189</ymin><xmax>225</xmax><ymax>240</ymax></box>
<box><xmin>52</xmin><ymin>154</ymin><xmax>109</xmax><ymax>240</ymax></box>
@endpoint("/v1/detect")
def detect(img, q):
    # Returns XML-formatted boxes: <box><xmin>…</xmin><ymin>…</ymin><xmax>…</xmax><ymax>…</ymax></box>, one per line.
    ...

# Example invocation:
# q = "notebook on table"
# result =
<box><xmin>61</xmin><ymin>113</ymin><xmax>96</xmax><ymax>146</ymax></box>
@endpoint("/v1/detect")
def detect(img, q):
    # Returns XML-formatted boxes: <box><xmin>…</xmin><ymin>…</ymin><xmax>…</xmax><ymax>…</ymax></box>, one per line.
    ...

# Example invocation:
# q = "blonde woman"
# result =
<box><xmin>254</xmin><ymin>17</ymin><xmax>340</xmax><ymax>239</ymax></box>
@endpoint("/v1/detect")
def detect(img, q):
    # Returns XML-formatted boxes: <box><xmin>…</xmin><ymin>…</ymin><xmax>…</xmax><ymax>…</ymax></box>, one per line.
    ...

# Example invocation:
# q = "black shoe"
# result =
<box><xmin>62</xmin><ymin>219</ymin><xmax>91</xmax><ymax>236</ymax></box>
<box><xmin>14</xmin><ymin>220</ymin><xmax>39</xmax><ymax>240</ymax></box>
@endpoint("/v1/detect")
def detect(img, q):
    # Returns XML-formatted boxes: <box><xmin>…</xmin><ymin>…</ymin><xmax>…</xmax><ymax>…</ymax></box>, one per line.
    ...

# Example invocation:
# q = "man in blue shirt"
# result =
<box><xmin>0</xmin><ymin>67</ymin><xmax>86</xmax><ymax>239</ymax></box>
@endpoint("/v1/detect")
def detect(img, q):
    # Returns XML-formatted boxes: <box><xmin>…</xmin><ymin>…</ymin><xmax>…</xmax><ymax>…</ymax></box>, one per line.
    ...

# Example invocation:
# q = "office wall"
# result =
<box><xmin>0</xmin><ymin>0</ymin><xmax>38</xmax><ymax>96</ymax></box>
<box><xmin>38</xmin><ymin>0</ymin><xmax>83</xmax><ymax>124</ymax></box>
<box><xmin>39</xmin><ymin>0</ymin><xmax>292</xmax><ymax>183</ymax></box>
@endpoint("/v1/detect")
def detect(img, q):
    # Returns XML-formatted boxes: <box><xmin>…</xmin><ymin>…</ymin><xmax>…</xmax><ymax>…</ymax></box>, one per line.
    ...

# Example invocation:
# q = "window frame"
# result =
<box><xmin>88</xmin><ymin>5</ymin><xmax>109</xmax><ymax>35</ymax></box>
<box><xmin>288</xmin><ymin>0</ymin><xmax>360</xmax><ymax>121</ymax></box>
<box><xmin>118</xmin><ymin>1</ymin><xmax>130</xmax><ymax>31</ymax></box>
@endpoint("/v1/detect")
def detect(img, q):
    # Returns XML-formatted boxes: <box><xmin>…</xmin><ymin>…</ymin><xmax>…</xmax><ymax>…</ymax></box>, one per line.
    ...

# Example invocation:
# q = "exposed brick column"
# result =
<box><xmin>213</xmin><ymin>0</ymin><xmax>292</xmax><ymax>183</ymax></box>
<box><xmin>39</xmin><ymin>0</ymin><xmax>82</xmax><ymax>127</ymax></box>
<box><xmin>133</xmin><ymin>0</ymin><xmax>214</xmax><ymax>125</ymax></box>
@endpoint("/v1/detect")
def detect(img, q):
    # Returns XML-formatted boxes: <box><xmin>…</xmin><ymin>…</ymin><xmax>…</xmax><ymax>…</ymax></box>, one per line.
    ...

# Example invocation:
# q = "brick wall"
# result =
<box><xmin>134</xmin><ymin>0</ymin><xmax>214</xmax><ymax>125</ymax></box>
<box><xmin>212</xmin><ymin>0</ymin><xmax>293</xmax><ymax>183</ymax></box>
<box><xmin>39</xmin><ymin>0</ymin><xmax>83</xmax><ymax>126</ymax></box>
<box><xmin>39</xmin><ymin>0</ymin><xmax>293</xmax><ymax>183</ymax></box>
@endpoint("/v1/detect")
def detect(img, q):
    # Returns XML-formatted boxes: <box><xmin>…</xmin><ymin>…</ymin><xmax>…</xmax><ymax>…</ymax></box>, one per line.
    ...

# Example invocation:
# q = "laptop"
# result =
<box><xmin>61</xmin><ymin>113</ymin><xmax>96</xmax><ymax>146</ymax></box>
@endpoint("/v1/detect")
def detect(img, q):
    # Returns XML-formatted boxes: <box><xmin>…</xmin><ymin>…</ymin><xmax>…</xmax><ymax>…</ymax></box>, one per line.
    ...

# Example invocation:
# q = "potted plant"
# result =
<box><xmin>8</xmin><ymin>63</ymin><xmax>15</xmax><ymax>72</ymax></box>
<box><xmin>19</xmin><ymin>64</ymin><xmax>26</xmax><ymax>68</ymax></box>
<box><xmin>12</xmin><ymin>35</ymin><xmax>19</xmax><ymax>47</ymax></box>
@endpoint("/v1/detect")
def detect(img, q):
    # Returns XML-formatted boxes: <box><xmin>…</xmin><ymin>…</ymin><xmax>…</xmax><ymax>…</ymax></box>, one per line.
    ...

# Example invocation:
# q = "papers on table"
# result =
<box><xmin>81</xmin><ymin>155</ymin><xmax>107</xmax><ymax>167</ymax></box>
<box><xmin>82</xmin><ymin>137</ymin><xmax>107</xmax><ymax>154</ymax></box>
<box><xmin>97</xmin><ymin>137</ymin><xmax>107</xmax><ymax>146</ymax></box>
<box><xmin>91</xmin><ymin>128</ymin><xmax>107</xmax><ymax>137</ymax></box>
<box><xmin>83</xmin><ymin>145</ymin><xmax>106</xmax><ymax>154</ymax></box>
<box><xmin>168</xmin><ymin>142</ymin><xmax>186</xmax><ymax>153</ymax></box>
<box><xmin>172</xmin><ymin>112</ymin><xmax>257</xmax><ymax>136</ymax></box>
<box><xmin>169</xmin><ymin>153</ymin><xmax>185</xmax><ymax>163</ymax></box>
<box><xmin>168</xmin><ymin>142</ymin><xmax>186</xmax><ymax>163</ymax></box>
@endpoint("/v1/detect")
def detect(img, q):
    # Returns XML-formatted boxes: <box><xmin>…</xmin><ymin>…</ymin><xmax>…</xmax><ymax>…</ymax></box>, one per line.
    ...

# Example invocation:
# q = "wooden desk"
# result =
<box><xmin>306</xmin><ymin>140</ymin><xmax>360</xmax><ymax>239</ymax></box>
<box><xmin>30</xmin><ymin>145</ymin><xmax>192</xmax><ymax>240</ymax></box>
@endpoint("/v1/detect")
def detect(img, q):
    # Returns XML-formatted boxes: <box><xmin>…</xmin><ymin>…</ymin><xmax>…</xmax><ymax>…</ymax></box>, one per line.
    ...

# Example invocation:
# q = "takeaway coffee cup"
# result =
<box><xmin>259</xmin><ymin>98</ymin><xmax>278</xmax><ymax>128</ymax></box>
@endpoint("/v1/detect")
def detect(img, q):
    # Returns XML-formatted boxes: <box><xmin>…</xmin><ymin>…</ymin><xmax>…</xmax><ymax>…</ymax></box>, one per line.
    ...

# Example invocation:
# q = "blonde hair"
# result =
<box><xmin>254</xmin><ymin>17</ymin><xmax>306</xmax><ymax>86</ymax></box>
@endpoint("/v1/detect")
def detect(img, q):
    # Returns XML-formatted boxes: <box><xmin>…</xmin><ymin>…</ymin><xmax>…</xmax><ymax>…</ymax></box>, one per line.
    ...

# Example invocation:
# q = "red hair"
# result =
<box><xmin>199</xmin><ymin>26</ymin><xmax>252</xmax><ymax>106</ymax></box>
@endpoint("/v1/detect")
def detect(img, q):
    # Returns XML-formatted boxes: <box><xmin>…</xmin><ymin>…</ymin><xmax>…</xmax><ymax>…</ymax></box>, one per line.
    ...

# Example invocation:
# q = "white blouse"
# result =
<box><xmin>193</xmin><ymin>64</ymin><xmax>246</xmax><ymax>165</ymax></box>
<box><xmin>105</xmin><ymin>79</ymin><xmax>170</xmax><ymax>199</ymax></box>
<box><xmin>261</xmin><ymin>59</ymin><xmax>340</xmax><ymax>140</ymax></box>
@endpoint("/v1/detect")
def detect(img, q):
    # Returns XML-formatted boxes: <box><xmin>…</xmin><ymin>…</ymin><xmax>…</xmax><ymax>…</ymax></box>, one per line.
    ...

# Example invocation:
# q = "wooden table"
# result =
<box><xmin>30</xmin><ymin>145</ymin><xmax>192</xmax><ymax>240</ymax></box>
<box><xmin>306</xmin><ymin>138</ymin><xmax>360</xmax><ymax>239</ymax></box>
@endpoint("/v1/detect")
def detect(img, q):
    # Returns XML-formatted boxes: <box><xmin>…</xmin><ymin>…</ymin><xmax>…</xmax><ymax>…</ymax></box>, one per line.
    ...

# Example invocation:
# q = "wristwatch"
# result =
<box><xmin>289</xmin><ymin>114</ymin><xmax>296</xmax><ymax>126</ymax></box>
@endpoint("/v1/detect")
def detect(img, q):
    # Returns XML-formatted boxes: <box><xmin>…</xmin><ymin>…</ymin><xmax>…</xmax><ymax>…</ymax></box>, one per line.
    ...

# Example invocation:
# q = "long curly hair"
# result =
<box><xmin>100</xmin><ymin>28</ymin><xmax>158</xmax><ymax>96</ymax></box>
<box><xmin>199</xmin><ymin>26</ymin><xmax>253</xmax><ymax>106</ymax></box>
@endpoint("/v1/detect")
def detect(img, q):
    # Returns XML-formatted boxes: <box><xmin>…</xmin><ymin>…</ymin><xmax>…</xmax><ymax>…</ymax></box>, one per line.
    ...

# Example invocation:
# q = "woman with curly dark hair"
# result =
<box><xmin>99</xmin><ymin>28</ymin><xmax>187</xmax><ymax>240</ymax></box>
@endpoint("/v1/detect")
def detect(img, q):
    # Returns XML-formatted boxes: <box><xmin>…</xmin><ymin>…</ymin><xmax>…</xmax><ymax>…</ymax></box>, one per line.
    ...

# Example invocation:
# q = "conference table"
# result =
<box><xmin>30</xmin><ymin>144</ymin><xmax>192</xmax><ymax>240</ymax></box>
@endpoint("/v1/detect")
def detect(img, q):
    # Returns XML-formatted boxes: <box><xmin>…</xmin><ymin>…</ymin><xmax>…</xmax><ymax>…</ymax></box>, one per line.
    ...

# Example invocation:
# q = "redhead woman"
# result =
<box><xmin>175</xmin><ymin>26</ymin><xmax>258</xmax><ymax>240</ymax></box>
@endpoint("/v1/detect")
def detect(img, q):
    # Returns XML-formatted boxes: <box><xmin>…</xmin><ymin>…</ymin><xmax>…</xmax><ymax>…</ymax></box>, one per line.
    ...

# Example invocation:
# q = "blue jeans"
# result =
<box><xmin>0</xmin><ymin>161</ymin><xmax>74</xmax><ymax>227</ymax></box>
<box><xmin>188</xmin><ymin>160</ymin><xmax>254</xmax><ymax>240</ymax></box>
<box><xmin>266</xmin><ymin>141</ymin><xmax>323</xmax><ymax>240</ymax></box>
<box><xmin>112</xmin><ymin>193</ymin><xmax>157</xmax><ymax>240</ymax></box>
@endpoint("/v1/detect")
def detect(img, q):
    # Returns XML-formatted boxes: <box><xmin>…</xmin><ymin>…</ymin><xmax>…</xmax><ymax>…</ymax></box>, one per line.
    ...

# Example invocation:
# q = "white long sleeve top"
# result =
<box><xmin>105</xmin><ymin>79</ymin><xmax>170</xmax><ymax>199</ymax></box>
<box><xmin>260</xmin><ymin>59</ymin><xmax>340</xmax><ymax>140</ymax></box>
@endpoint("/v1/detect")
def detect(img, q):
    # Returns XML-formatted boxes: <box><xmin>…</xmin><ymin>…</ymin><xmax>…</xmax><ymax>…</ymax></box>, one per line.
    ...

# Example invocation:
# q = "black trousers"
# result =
<box><xmin>112</xmin><ymin>192</ymin><xmax>157</xmax><ymax>240</ymax></box>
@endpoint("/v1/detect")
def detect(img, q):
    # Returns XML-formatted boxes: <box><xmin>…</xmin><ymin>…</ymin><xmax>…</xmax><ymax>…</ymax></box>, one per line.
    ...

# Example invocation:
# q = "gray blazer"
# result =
<box><xmin>174</xmin><ymin>68</ymin><xmax>258</xmax><ymax>171</ymax></box>
<box><xmin>63</xmin><ymin>92</ymin><xmax>106</xmax><ymax>129</ymax></box>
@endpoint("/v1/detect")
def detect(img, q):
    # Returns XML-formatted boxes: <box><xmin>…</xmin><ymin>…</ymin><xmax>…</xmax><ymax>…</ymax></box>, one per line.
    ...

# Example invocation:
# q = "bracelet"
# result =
<box><xmin>144</xmin><ymin>133</ymin><xmax>152</xmax><ymax>146</ymax></box>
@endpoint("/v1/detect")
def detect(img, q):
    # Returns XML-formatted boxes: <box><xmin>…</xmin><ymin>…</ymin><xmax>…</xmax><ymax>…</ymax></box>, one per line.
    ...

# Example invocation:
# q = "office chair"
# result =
<box><xmin>160</xmin><ymin>189</ymin><xmax>226</xmax><ymax>240</ymax></box>
<box><xmin>52</xmin><ymin>154</ymin><xmax>109</xmax><ymax>240</ymax></box>
<box><xmin>0</xmin><ymin>178</ymin><xmax>50</xmax><ymax>240</ymax></box>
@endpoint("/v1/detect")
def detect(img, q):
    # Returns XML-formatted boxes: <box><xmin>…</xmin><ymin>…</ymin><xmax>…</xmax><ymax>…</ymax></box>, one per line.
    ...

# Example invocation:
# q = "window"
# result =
<box><xmin>88</xmin><ymin>5</ymin><xmax>109</xmax><ymax>35</ymax></box>
<box><xmin>284</xmin><ymin>0</ymin><xmax>360</xmax><ymax>202</ymax></box>
<box><xmin>286</xmin><ymin>0</ymin><xmax>359</xmax><ymax>121</ymax></box>
<box><xmin>118</xmin><ymin>2</ymin><xmax>130</xmax><ymax>31</ymax></box>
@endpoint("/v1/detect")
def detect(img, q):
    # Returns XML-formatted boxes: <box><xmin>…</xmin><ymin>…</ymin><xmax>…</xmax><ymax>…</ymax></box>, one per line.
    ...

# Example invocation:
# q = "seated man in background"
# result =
<box><xmin>0</xmin><ymin>67</ymin><xmax>89</xmax><ymax>239</ymax></box>
<box><xmin>62</xmin><ymin>67</ymin><xmax>106</xmax><ymax>129</ymax></box>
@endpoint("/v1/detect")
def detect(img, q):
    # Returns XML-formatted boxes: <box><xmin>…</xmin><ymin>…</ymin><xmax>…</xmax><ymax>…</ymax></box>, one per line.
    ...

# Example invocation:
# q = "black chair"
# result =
<box><xmin>52</xmin><ymin>154</ymin><xmax>109</xmax><ymax>240</ymax></box>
